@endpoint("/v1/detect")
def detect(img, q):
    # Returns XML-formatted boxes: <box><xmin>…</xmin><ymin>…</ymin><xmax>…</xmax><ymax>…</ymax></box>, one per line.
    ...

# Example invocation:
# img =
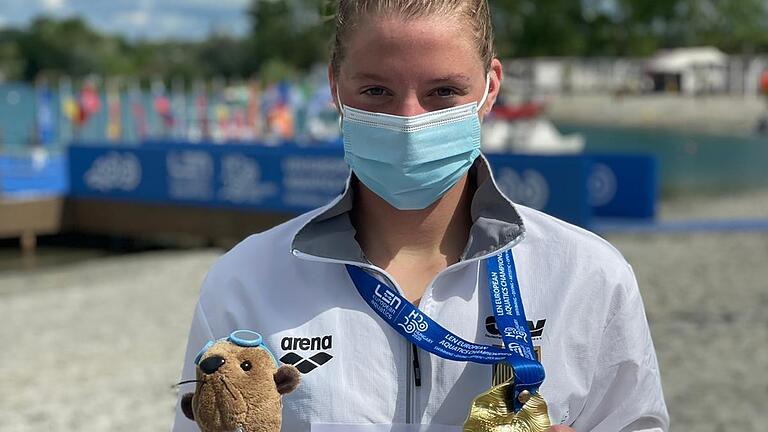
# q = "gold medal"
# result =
<box><xmin>463</xmin><ymin>377</ymin><xmax>550</xmax><ymax>432</ymax></box>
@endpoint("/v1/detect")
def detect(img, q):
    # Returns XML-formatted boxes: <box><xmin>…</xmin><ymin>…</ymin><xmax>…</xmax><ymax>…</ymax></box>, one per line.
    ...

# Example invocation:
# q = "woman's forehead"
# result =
<box><xmin>340</xmin><ymin>15</ymin><xmax>484</xmax><ymax>81</ymax></box>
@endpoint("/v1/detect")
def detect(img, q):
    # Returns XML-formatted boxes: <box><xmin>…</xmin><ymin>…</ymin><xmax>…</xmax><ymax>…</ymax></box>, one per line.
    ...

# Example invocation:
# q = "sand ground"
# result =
<box><xmin>1</xmin><ymin>192</ymin><xmax>767</xmax><ymax>431</ymax></box>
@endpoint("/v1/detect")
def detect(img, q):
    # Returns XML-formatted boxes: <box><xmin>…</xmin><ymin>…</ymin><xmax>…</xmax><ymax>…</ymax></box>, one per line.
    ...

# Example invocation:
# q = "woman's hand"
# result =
<box><xmin>546</xmin><ymin>426</ymin><xmax>575</xmax><ymax>432</ymax></box>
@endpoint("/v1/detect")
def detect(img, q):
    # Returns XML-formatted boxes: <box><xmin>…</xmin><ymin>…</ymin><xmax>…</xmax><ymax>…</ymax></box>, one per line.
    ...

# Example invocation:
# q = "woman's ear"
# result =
<box><xmin>481</xmin><ymin>58</ymin><xmax>504</xmax><ymax>119</ymax></box>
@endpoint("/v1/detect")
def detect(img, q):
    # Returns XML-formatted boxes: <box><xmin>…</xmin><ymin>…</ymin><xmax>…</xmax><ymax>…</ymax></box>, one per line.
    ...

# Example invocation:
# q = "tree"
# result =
<box><xmin>0</xmin><ymin>34</ymin><xmax>25</xmax><ymax>80</ymax></box>
<box><xmin>247</xmin><ymin>0</ymin><xmax>333</xmax><ymax>76</ymax></box>
<box><xmin>493</xmin><ymin>0</ymin><xmax>588</xmax><ymax>57</ymax></box>
<box><xmin>2</xmin><ymin>2</ymin><xmax>767</xmax><ymax>84</ymax></box>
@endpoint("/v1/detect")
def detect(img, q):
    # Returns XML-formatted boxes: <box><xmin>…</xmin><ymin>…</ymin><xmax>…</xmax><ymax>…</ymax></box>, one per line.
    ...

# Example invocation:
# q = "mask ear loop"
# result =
<box><xmin>335</xmin><ymin>85</ymin><xmax>343</xmax><ymax>111</ymax></box>
<box><xmin>335</xmin><ymin>85</ymin><xmax>345</xmax><ymax>130</ymax></box>
<box><xmin>477</xmin><ymin>73</ymin><xmax>492</xmax><ymax>114</ymax></box>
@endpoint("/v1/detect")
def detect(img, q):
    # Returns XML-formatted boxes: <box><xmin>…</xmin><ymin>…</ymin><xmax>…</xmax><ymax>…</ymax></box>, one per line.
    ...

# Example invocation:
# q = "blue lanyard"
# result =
<box><xmin>346</xmin><ymin>249</ymin><xmax>545</xmax><ymax>410</ymax></box>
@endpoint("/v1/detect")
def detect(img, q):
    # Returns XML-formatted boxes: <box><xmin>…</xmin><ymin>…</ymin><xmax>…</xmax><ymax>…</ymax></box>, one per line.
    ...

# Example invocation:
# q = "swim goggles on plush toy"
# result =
<box><xmin>194</xmin><ymin>330</ymin><xmax>279</xmax><ymax>367</ymax></box>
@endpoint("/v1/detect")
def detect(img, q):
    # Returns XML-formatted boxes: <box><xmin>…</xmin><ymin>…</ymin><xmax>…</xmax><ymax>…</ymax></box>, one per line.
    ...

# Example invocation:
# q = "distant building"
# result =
<box><xmin>645</xmin><ymin>47</ymin><xmax>728</xmax><ymax>95</ymax></box>
<box><xmin>503</xmin><ymin>57</ymin><xmax>646</xmax><ymax>95</ymax></box>
<box><xmin>501</xmin><ymin>49</ymin><xmax>768</xmax><ymax>97</ymax></box>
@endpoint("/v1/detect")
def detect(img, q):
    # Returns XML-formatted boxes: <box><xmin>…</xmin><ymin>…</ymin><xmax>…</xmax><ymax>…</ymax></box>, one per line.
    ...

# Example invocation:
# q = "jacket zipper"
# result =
<box><xmin>291</xmin><ymin>234</ymin><xmax>526</xmax><ymax>424</ymax></box>
<box><xmin>404</xmin><ymin>341</ymin><xmax>424</xmax><ymax>424</ymax></box>
<box><xmin>406</xmin><ymin>340</ymin><xmax>412</xmax><ymax>423</ymax></box>
<box><xmin>412</xmin><ymin>343</ymin><xmax>422</xmax><ymax>387</ymax></box>
<box><xmin>409</xmin><ymin>343</ymin><xmax>421</xmax><ymax>423</ymax></box>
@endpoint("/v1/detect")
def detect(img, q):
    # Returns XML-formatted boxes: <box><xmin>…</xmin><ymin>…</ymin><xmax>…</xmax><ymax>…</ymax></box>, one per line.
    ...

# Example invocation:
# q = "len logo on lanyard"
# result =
<box><xmin>346</xmin><ymin>249</ymin><xmax>550</xmax><ymax>431</ymax></box>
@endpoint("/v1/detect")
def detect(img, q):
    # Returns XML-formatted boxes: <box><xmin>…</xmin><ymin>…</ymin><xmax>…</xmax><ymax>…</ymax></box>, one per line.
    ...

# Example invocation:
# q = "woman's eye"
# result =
<box><xmin>363</xmin><ymin>87</ymin><xmax>387</xmax><ymax>97</ymax></box>
<box><xmin>240</xmin><ymin>361</ymin><xmax>252</xmax><ymax>371</ymax></box>
<box><xmin>435</xmin><ymin>87</ymin><xmax>458</xmax><ymax>97</ymax></box>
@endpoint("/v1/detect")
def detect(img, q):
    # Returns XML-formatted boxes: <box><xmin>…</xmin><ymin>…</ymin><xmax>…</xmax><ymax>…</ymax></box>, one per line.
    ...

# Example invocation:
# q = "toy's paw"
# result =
<box><xmin>274</xmin><ymin>365</ymin><xmax>301</xmax><ymax>395</ymax></box>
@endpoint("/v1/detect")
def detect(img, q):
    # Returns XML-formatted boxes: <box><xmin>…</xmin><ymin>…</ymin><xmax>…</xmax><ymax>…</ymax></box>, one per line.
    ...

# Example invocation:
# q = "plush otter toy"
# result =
<box><xmin>180</xmin><ymin>330</ymin><xmax>300</xmax><ymax>432</ymax></box>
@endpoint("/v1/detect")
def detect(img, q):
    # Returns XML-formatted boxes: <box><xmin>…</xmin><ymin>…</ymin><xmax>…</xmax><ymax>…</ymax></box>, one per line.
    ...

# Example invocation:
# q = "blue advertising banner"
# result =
<box><xmin>486</xmin><ymin>153</ymin><xmax>591</xmax><ymax>226</ymax></box>
<box><xmin>68</xmin><ymin>143</ymin><xmax>656</xmax><ymax>227</ymax></box>
<box><xmin>0</xmin><ymin>154</ymin><xmax>69</xmax><ymax>198</ymax></box>
<box><xmin>588</xmin><ymin>153</ymin><xmax>658</xmax><ymax>219</ymax></box>
<box><xmin>69</xmin><ymin>143</ymin><xmax>350</xmax><ymax>213</ymax></box>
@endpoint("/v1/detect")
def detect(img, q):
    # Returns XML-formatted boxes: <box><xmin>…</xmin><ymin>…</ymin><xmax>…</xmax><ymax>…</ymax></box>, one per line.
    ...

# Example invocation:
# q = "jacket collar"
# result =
<box><xmin>291</xmin><ymin>154</ymin><xmax>525</xmax><ymax>264</ymax></box>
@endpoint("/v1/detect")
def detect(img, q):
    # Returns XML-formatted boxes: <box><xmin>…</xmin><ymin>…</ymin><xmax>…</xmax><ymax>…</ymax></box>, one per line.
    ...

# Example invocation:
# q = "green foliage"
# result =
<box><xmin>247</xmin><ymin>0</ymin><xmax>334</xmax><ymax>76</ymax></box>
<box><xmin>0</xmin><ymin>15</ymin><xmax>257</xmax><ymax>82</ymax></box>
<box><xmin>493</xmin><ymin>0</ymin><xmax>768</xmax><ymax>57</ymax></box>
<box><xmin>608</xmin><ymin>0</ymin><xmax>768</xmax><ymax>55</ymax></box>
<box><xmin>258</xmin><ymin>59</ymin><xmax>300</xmax><ymax>85</ymax></box>
<box><xmin>1</xmin><ymin>1</ymin><xmax>767</xmax><ymax>83</ymax></box>
<box><xmin>0</xmin><ymin>34</ymin><xmax>25</xmax><ymax>80</ymax></box>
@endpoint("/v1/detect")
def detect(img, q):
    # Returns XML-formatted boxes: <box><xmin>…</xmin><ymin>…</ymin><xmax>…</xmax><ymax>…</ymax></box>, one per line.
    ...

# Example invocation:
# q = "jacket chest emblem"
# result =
<box><xmin>279</xmin><ymin>335</ymin><xmax>334</xmax><ymax>374</ymax></box>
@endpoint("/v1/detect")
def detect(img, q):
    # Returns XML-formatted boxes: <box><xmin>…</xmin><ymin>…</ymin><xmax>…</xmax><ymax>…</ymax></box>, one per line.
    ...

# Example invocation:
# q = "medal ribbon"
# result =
<box><xmin>346</xmin><ymin>249</ymin><xmax>545</xmax><ymax>410</ymax></box>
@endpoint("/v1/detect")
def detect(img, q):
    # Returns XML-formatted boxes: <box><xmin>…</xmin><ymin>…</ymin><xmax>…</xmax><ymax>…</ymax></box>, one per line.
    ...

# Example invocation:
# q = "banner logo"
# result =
<box><xmin>588</xmin><ymin>163</ymin><xmax>617</xmax><ymax>206</ymax></box>
<box><xmin>166</xmin><ymin>150</ymin><xmax>214</xmax><ymax>200</ymax></box>
<box><xmin>84</xmin><ymin>152</ymin><xmax>141</xmax><ymax>192</ymax></box>
<box><xmin>496</xmin><ymin>168</ymin><xmax>549</xmax><ymax>210</ymax></box>
<box><xmin>218</xmin><ymin>153</ymin><xmax>278</xmax><ymax>204</ymax></box>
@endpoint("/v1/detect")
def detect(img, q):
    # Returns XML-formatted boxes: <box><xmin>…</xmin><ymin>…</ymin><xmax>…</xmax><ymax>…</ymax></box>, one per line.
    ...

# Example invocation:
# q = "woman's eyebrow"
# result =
<box><xmin>428</xmin><ymin>74</ymin><xmax>472</xmax><ymax>84</ymax></box>
<box><xmin>350</xmin><ymin>72</ymin><xmax>390</xmax><ymax>82</ymax></box>
<box><xmin>349</xmin><ymin>73</ymin><xmax>472</xmax><ymax>85</ymax></box>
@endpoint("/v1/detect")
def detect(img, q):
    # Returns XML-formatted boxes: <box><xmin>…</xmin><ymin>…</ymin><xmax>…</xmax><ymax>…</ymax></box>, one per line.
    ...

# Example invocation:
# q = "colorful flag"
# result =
<box><xmin>194</xmin><ymin>80</ymin><xmax>210</xmax><ymax>141</ymax></box>
<box><xmin>129</xmin><ymin>82</ymin><xmax>147</xmax><ymax>140</ymax></box>
<box><xmin>58</xmin><ymin>77</ymin><xmax>74</xmax><ymax>144</ymax></box>
<box><xmin>247</xmin><ymin>79</ymin><xmax>263</xmax><ymax>140</ymax></box>
<box><xmin>171</xmin><ymin>77</ymin><xmax>187</xmax><ymax>139</ymax></box>
<box><xmin>210</xmin><ymin>77</ymin><xmax>227</xmax><ymax>142</ymax></box>
<box><xmin>59</xmin><ymin>77</ymin><xmax>80</xmax><ymax>138</ymax></box>
<box><xmin>35</xmin><ymin>79</ymin><xmax>56</xmax><ymax>146</ymax></box>
<box><xmin>78</xmin><ymin>79</ymin><xmax>101</xmax><ymax>127</ymax></box>
<box><xmin>152</xmin><ymin>79</ymin><xmax>174</xmax><ymax>135</ymax></box>
<box><xmin>264</xmin><ymin>81</ymin><xmax>295</xmax><ymax>142</ymax></box>
<box><xmin>106</xmin><ymin>79</ymin><xmax>122</xmax><ymax>141</ymax></box>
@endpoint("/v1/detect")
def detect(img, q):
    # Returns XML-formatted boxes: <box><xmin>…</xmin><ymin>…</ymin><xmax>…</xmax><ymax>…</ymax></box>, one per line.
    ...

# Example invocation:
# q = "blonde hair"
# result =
<box><xmin>330</xmin><ymin>0</ymin><xmax>495</xmax><ymax>76</ymax></box>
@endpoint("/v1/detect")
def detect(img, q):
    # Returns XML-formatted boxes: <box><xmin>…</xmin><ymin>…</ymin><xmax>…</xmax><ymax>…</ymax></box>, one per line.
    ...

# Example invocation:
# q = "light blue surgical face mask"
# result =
<box><xmin>339</xmin><ymin>76</ymin><xmax>490</xmax><ymax>210</ymax></box>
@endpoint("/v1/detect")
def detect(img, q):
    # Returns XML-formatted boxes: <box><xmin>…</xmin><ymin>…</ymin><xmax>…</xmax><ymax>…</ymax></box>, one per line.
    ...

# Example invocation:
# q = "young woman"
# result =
<box><xmin>173</xmin><ymin>1</ymin><xmax>668</xmax><ymax>431</ymax></box>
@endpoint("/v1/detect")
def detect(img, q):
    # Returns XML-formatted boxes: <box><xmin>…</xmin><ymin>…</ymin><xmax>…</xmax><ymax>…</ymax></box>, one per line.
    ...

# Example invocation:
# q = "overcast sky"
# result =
<box><xmin>0</xmin><ymin>0</ymin><xmax>252</xmax><ymax>40</ymax></box>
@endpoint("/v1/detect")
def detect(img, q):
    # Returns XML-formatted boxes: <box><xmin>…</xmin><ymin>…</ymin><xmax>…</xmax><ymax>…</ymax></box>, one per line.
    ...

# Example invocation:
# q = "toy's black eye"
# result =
<box><xmin>240</xmin><ymin>360</ymin><xmax>252</xmax><ymax>371</ymax></box>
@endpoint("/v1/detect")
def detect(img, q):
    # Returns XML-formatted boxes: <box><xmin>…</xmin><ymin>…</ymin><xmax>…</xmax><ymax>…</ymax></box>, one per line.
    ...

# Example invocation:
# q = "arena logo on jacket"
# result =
<box><xmin>279</xmin><ymin>334</ymin><xmax>334</xmax><ymax>374</ymax></box>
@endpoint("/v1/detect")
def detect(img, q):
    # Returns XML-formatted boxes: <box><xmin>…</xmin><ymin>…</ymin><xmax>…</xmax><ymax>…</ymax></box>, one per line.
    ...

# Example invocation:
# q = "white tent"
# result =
<box><xmin>646</xmin><ymin>47</ymin><xmax>728</xmax><ymax>94</ymax></box>
<box><xmin>647</xmin><ymin>47</ymin><xmax>727</xmax><ymax>73</ymax></box>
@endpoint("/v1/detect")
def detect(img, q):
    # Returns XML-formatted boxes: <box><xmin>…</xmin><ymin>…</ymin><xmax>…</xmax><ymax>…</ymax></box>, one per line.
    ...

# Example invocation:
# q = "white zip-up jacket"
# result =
<box><xmin>173</xmin><ymin>157</ymin><xmax>669</xmax><ymax>432</ymax></box>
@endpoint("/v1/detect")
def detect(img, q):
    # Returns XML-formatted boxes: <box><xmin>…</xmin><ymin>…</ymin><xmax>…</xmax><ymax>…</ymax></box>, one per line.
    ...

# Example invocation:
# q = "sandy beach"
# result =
<box><xmin>2</xmin><ymin>191</ymin><xmax>767</xmax><ymax>431</ymax></box>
